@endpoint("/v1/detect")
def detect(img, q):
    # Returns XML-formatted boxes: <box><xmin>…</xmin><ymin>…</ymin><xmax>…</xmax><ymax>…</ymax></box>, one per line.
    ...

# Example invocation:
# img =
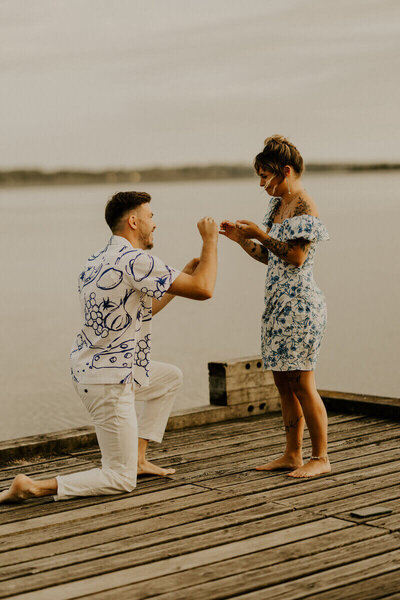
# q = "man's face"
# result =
<box><xmin>135</xmin><ymin>202</ymin><xmax>156</xmax><ymax>250</ymax></box>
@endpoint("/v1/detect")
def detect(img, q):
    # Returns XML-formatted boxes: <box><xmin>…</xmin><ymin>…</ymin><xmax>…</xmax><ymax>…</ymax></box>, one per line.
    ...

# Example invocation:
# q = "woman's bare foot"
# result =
<box><xmin>288</xmin><ymin>457</ymin><xmax>331</xmax><ymax>478</ymax></box>
<box><xmin>256</xmin><ymin>454</ymin><xmax>303</xmax><ymax>471</ymax></box>
<box><xmin>0</xmin><ymin>474</ymin><xmax>37</xmax><ymax>503</ymax></box>
<box><xmin>137</xmin><ymin>460</ymin><xmax>176</xmax><ymax>477</ymax></box>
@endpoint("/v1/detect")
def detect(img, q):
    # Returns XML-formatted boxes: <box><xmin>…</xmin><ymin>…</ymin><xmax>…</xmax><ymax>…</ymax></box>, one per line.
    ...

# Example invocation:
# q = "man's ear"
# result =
<box><xmin>128</xmin><ymin>213</ymin><xmax>138</xmax><ymax>231</ymax></box>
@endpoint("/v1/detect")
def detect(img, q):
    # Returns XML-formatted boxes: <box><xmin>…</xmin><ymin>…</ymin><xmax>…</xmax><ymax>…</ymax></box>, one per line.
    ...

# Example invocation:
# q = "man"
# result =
<box><xmin>0</xmin><ymin>191</ymin><xmax>218</xmax><ymax>502</ymax></box>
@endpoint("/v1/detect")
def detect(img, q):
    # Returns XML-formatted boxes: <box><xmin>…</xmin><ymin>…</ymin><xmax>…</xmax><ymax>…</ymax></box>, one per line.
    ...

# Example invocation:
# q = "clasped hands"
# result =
<box><xmin>219</xmin><ymin>219</ymin><xmax>262</xmax><ymax>242</ymax></box>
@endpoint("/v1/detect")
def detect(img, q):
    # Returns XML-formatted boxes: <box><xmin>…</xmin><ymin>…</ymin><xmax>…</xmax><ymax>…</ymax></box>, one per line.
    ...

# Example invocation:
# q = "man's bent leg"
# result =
<box><xmin>135</xmin><ymin>361</ymin><xmax>183</xmax><ymax>476</ymax></box>
<box><xmin>55</xmin><ymin>383</ymin><xmax>138</xmax><ymax>500</ymax></box>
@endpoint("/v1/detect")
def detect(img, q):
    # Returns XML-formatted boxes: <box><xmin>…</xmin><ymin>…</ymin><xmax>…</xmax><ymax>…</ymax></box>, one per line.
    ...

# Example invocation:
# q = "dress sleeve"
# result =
<box><xmin>279</xmin><ymin>215</ymin><xmax>330</xmax><ymax>243</ymax></box>
<box><xmin>262</xmin><ymin>197</ymin><xmax>281</xmax><ymax>229</ymax></box>
<box><xmin>124</xmin><ymin>252</ymin><xmax>181</xmax><ymax>299</ymax></box>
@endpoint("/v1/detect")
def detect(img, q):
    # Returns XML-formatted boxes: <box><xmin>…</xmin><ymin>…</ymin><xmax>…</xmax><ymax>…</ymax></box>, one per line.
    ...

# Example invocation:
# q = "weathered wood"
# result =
<box><xmin>320</xmin><ymin>390</ymin><xmax>400</xmax><ymax>420</ymax></box>
<box><xmin>222</xmin><ymin>385</ymin><xmax>281</xmax><ymax>407</ymax></box>
<box><xmin>2</xmin><ymin>518</ymin><xmax>350</xmax><ymax>600</ymax></box>
<box><xmin>154</xmin><ymin>425</ymin><xmax>400</xmax><ymax>482</ymax></box>
<box><xmin>226</xmin><ymin>550</ymin><xmax>400</xmax><ymax>599</ymax></box>
<box><xmin>317</xmin><ymin>487</ymin><xmax>400</xmax><ymax>516</ymax></box>
<box><xmin>0</xmin><ymin>484</ymin><xmax>205</xmax><ymax>543</ymax></box>
<box><xmin>76</xmin><ymin>525</ymin><xmax>384</xmax><ymax>599</ymax></box>
<box><xmin>1</xmin><ymin>407</ymin><xmax>400</xmax><ymax>600</ymax></box>
<box><xmin>0</xmin><ymin>495</ymin><xmax>284</xmax><ymax>567</ymax></box>
<box><xmin>304</xmin><ymin>572</ymin><xmax>400</xmax><ymax>600</ymax></box>
<box><xmin>216</xmin><ymin>466</ymin><xmax>400</xmax><ymax>512</ymax></box>
<box><xmin>0</xmin><ymin>501</ymin><xmax>290</xmax><ymax>579</ymax></box>
<box><xmin>208</xmin><ymin>356</ymin><xmax>279</xmax><ymax>407</ymax></box>
<box><xmin>366</xmin><ymin>512</ymin><xmax>400</xmax><ymax>531</ymax></box>
<box><xmin>196</xmin><ymin>445</ymin><xmax>400</xmax><ymax>490</ymax></box>
<box><xmin>127</xmin><ymin>535</ymin><xmax>400</xmax><ymax>600</ymax></box>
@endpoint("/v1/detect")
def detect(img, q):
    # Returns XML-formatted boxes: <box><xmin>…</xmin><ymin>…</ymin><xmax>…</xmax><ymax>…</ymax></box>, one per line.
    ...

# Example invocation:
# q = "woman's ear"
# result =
<box><xmin>284</xmin><ymin>165</ymin><xmax>291</xmax><ymax>177</ymax></box>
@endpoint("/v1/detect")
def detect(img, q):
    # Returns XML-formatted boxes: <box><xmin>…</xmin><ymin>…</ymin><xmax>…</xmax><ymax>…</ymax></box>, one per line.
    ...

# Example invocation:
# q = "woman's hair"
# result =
<box><xmin>254</xmin><ymin>135</ymin><xmax>304</xmax><ymax>178</ymax></box>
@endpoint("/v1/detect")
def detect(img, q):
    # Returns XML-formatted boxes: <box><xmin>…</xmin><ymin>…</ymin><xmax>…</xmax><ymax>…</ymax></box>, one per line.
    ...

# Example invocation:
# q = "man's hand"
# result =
<box><xmin>235</xmin><ymin>220</ymin><xmax>262</xmax><ymax>240</ymax></box>
<box><xmin>197</xmin><ymin>217</ymin><xmax>218</xmax><ymax>241</ymax></box>
<box><xmin>219</xmin><ymin>220</ymin><xmax>245</xmax><ymax>243</ymax></box>
<box><xmin>182</xmin><ymin>258</ymin><xmax>200</xmax><ymax>274</ymax></box>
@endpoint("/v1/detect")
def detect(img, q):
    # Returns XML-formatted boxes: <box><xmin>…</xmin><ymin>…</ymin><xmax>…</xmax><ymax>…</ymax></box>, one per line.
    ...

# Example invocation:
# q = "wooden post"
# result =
<box><xmin>208</xmin><ymin>356</ymin><xmax>281</xmax><ymax>415</ymax></box>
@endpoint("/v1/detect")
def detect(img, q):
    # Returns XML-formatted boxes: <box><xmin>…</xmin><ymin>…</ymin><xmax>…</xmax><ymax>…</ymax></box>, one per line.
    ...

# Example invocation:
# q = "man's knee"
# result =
<box><xmin>164</xmin><ymin>364</ymin><xmax>184</xmax><ymax>390</ymax></box>
<box><xmin>114</xmin><ymin>470</ymin><xmax>136</xmax><ymax>493</ymax></box>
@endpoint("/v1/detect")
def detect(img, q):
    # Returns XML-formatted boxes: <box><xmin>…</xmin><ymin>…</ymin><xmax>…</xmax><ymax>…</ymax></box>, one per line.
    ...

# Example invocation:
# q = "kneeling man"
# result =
<box><xmin>1</xmin><ymin>191</ymin><xmax>218</xmax><ymax>502</ymax></box>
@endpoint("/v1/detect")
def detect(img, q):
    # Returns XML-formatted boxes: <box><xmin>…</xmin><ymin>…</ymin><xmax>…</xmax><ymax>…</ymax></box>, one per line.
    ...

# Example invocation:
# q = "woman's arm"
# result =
<box><xmin>220</xmin><ymin>220</ymin><xmax>269</xmax><ymax>265</ymax></box>
<box><xmin>236</xmin><ymin>220</ymin><xmax>311</xmax><ymax>268</ymax></box>
<box><xmin>238</xmin><ymin>238</ymin><xmax>270</xmax><ymax>264</ymax></box>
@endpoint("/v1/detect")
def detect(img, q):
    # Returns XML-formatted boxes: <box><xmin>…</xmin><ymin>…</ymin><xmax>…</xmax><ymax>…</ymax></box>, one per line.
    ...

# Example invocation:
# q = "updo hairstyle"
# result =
<box><xmin>254</xmin><ymin>135</ymin><xmax>304</xmax><ymax>178</ymax></box>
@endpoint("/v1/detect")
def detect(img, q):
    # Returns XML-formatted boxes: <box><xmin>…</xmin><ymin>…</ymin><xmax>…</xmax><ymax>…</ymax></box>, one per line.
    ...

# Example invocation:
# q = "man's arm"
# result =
<box><xmin>167</xmin><ymin>217</ymin><xmax>218</xmax><ymax>300</ymax></box>
<box><xmin>152</xmin><ymin>259</ymin><xmax>200</xmax><ymax>316</ymax></box>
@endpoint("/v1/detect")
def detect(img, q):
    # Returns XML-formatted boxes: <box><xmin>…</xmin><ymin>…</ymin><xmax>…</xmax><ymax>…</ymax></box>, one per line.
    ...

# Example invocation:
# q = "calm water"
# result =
<box><xmin>1</xmin><ymin>173</ymin><xmax>399</xmax><ymax>440</ymax></box>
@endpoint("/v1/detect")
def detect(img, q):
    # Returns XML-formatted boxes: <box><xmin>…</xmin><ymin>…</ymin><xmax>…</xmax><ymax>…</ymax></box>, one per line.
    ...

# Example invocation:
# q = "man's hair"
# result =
<box><xmin>105</xmin><ymin>191</ymin><xmax>151</xmax><ymax>233</ymax></box>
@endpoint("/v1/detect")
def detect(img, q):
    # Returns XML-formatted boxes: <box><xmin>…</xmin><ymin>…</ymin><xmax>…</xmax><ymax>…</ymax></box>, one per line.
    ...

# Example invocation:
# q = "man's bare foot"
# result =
<box><xmin>288</xmin><ymin>457</ymin><xmax>331</xmax><ymax>478</ymax></box>
<box><xmin>137</xmin><ymin>460</ymin><xmax>176</xmax><ymax>477</ymax></box>
<box><xmin>0</xmin><ymin>474</ymin><xmax>37</xmax><ymax>503</ymax></box>
<box><xmin>256</xmin><ymin>454</ymin><xmax>303</xmax><ymax>471</ymax></box>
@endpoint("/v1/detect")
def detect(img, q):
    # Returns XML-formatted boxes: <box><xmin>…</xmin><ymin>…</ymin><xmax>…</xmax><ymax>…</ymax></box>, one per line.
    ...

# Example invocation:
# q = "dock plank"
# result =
<box><xmin>226</xmin><ymin>550</ymin><xmax>400</xmax><ymax>600</ymax></box>
<box><xmin>3</xmin><ymin>518</ymin><xmax>351</xmax><ymax>600</ymax></box>
<box><xmin>76</xmin><ymin>527</ymin><xmax>390</xmax><ymax>599</ymax></box>
<box><xmin>0</xmin><ymin>409</ymin><xmax>399</xmax><ymax>599</ymax></box>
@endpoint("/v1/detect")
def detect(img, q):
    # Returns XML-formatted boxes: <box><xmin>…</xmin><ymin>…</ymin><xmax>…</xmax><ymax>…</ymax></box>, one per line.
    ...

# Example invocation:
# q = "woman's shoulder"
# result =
<box><xmin>291</xmin><ymin>192</ymin><xmax>319</xmax><ymax>218</ymax></box>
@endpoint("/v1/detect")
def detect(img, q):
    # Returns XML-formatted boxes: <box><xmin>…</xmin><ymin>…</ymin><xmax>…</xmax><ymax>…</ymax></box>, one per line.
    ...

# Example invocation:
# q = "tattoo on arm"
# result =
<box><xmin>261</xmin><ymin>237</ymin><xmax>291</xmax><ymax>259</ymax></box>
<box><xmin>260</xmin><ymin>237</ymin><xmax>311</xmax><ymax>262</ymax></box>
<box><xmin>241</xmin><ymin>240</ymin><xmax>269</xmax><ymax>264</ymax></box>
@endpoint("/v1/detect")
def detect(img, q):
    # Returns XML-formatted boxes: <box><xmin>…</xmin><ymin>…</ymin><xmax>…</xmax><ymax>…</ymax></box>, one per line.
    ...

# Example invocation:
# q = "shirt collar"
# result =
<box><xmin>109</xmin><ymin>235</ymin><xmax>133</xmax><ymax>247</ymax></box>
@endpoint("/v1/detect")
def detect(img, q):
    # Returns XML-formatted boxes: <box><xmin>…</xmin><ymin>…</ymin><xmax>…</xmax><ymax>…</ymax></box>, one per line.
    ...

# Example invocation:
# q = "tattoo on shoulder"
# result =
<box><xmin>293</xmin><ymin>196</ymin><xmax>312</xmax><ymax>217</ymax></box>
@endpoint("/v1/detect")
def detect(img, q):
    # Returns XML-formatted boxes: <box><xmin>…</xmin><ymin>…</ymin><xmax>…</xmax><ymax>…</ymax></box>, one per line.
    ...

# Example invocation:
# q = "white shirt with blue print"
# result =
<box><xmin>70</xmin><ymin>235</ymin><xmax>180</xmax><ymax>386</ymax></box>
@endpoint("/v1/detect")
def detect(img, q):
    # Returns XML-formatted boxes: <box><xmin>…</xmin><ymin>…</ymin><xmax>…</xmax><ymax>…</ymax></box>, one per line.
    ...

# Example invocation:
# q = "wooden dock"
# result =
<box><xmin>1</xmin><ymin>410</ymin><xmax>400</xmax><ymax>599</ymax></box>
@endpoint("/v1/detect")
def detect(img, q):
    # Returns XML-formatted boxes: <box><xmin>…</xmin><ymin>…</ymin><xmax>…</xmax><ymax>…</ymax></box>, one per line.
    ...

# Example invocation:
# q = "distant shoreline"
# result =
<box><xmin>1</xmin><ymin>163</ymin><xmax>399</xmax><ymax>188</ymax></box>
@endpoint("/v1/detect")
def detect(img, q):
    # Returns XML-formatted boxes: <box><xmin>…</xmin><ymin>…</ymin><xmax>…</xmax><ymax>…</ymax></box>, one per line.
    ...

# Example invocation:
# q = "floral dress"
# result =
<box><xmin>261</xmin><ymin>197</ymin><xmax>329</xmax><ymax>371</ymax></box>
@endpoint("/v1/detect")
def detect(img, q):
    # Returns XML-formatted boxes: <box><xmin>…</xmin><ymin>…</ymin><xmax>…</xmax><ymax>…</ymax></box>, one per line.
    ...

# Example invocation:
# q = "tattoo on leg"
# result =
<box><xmin>284</xmin><ymin>415</ymin><xmax>303</xmax><ymax>431</ymax></box>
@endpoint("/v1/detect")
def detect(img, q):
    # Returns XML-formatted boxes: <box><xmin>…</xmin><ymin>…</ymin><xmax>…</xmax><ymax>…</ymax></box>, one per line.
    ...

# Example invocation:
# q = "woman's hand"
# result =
<box><xmin>182</xmin><ymin>258</ymin><xmax>200</xmax><ymax>274</ymax></box>
<box><xmin>234</xmin><ymin>220</ymin><xmax>262</xmax><ymax>240</ymax></box>
<box><xmin>219</xmin><ymin>220</ymin><xmax>245</xmax><ymax>243</ymax></box>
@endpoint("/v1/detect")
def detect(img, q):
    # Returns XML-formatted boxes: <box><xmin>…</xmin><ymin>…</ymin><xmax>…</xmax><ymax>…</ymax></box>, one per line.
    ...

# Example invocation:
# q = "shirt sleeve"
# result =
<box><xmin>124</xmin><ymin>252</ymin><xmax>181</xmax><ymax>299</ymax></box>
<box><xmin>278</xmin><ymin>215</ymin><xmax>330</xmax><ymax>243</ymax></box>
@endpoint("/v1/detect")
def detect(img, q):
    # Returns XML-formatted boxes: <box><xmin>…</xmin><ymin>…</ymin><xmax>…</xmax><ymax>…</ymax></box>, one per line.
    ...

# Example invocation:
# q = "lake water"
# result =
<box><xmin>1</xmin><ymin>173</ymin><xmax>399</xmax><ymax>441</ymax></box>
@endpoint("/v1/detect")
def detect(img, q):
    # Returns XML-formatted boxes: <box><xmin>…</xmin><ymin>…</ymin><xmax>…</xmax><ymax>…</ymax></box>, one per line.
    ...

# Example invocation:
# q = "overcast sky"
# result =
<box><xmin>1</xmin><ymin>0</ymin><xmax>400</xmax><ymax>168</ymax></box>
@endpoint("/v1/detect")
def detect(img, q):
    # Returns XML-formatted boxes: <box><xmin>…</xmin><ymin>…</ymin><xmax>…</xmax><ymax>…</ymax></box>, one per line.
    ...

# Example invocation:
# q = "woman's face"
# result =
<box><xmin>258</xmin><ymin>168</ymin><xmax>282</xmax><ymax>196</ymax></box>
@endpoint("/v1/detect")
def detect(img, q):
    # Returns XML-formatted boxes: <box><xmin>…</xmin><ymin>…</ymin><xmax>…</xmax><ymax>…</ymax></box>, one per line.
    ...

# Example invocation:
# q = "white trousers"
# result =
<box><xmin>54</xmin><ymin>361</ymin><xmax>183</xmax><ymax>501</ymax></box>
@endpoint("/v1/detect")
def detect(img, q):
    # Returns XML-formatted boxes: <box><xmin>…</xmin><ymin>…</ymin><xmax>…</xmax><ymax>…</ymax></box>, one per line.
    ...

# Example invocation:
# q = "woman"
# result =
<box><xmin>220</xmin><ymin>135</ymin><xmax>330</xmax><ymax>478</ymax></box>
